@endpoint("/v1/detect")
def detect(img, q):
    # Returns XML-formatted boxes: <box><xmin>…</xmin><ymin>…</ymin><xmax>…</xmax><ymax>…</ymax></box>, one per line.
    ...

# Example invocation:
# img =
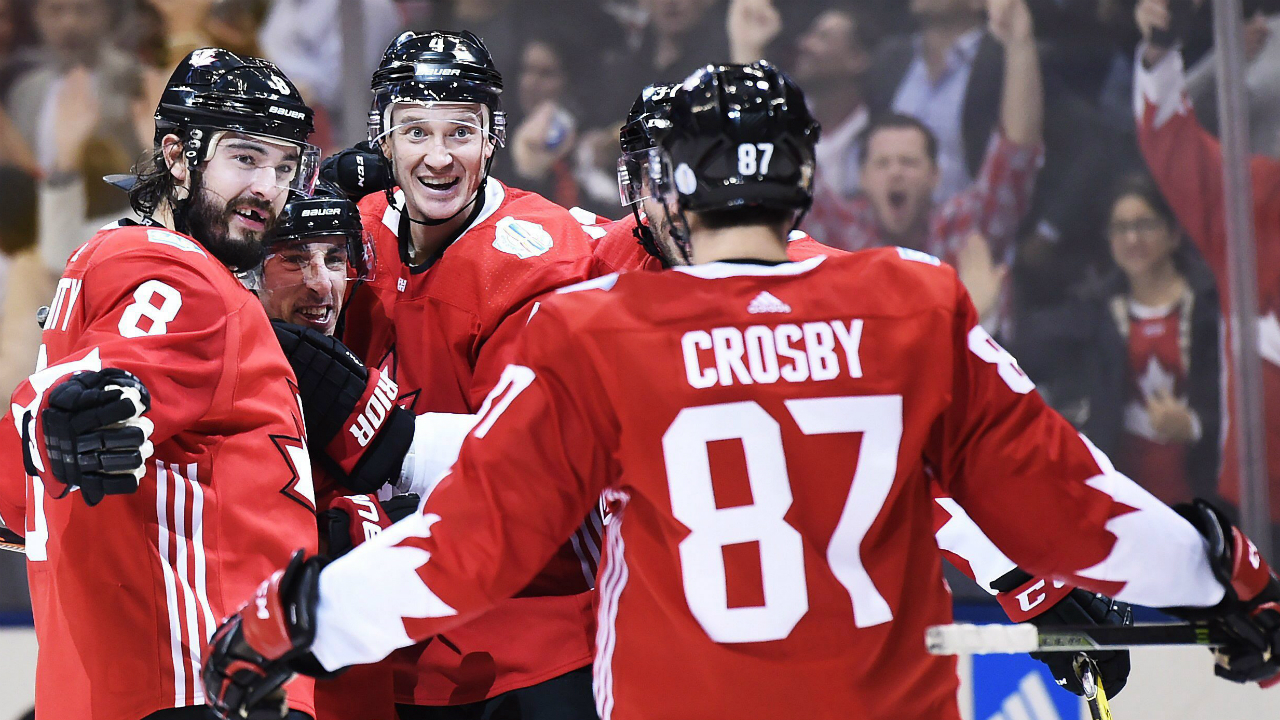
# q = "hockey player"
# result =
<box><xmin>601</xmin><ymin>80</ymin><xmax>1134</xmax><ymax>696</ymax></box>
<box><xmin>256</xmin><ymin>189</ymin><xmax>424</xmax><ymax>720</ymax></box>
<box><xmin>204</xmin><ymin>62</ymin><xmax>1280</xmax><ymax>719</ymax></box>
<box><xmin>274</xmin><ymin>30</ymin><xmax>601</xmax><ymax>719</ymax></box>
<box><xmin>0</xmin><ymin>48</ymin><xmax>323</xmax><ymax>720</ymax></box>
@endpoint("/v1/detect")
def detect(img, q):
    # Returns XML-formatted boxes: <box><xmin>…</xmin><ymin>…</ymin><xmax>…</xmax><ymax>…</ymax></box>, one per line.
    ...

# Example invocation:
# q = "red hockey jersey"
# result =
<box><xmin>585</xmin><ymin>212</ymin><xmax>1030</xmax><ymax>597</ymax></box>
<box><xmin>340</xmin><ymin>181</ymin><xmax>600</xmax><ymax>705</ymax></box>
<box><xmin>1136</xmin><ymin>50</ymin><xmax>1280</xmax><ymax>521</ymax></box>
<box><xmin>310</xmin><ymin>249</ymin><xmax>1222</xmax><ymax>720</ymax></box>
<box><xmin>1</xmin><ymin>221</ymin><xmax>317</xmax><ymax>720</ymax></box>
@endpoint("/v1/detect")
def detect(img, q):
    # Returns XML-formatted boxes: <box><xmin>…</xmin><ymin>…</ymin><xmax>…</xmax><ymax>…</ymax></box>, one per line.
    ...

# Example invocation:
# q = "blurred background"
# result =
<box><xmin>1</xmin><ymin>0</ymin><xmax>1279</xmax><ymax>716</ymax></box>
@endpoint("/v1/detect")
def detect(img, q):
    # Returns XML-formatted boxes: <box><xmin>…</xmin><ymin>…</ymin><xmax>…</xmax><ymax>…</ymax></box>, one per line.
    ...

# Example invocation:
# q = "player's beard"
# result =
<box><xmin>185</xmin><ymin>178</ymin><xmax>278</xmax><ymax>272</ymax></box>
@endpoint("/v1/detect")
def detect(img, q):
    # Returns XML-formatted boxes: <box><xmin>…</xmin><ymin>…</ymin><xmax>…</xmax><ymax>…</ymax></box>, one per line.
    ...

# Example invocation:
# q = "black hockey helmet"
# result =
<box><xmin>647</xmin><ymin>62</ymin><xmax>820</xmax><ymax>262</ymax></box>
<box><xmin>154</xmin><ymin>47</ymin><xmax>320</xmax><ymax>194</ymax></box>
<box><xmin>662</xmin><ymin>62</ymin><xmax>818</xmax><ymax>216</ymax></box>
<box><xmin>267</xmin><ymin>182</ymin><xmax>375</xmax><ymax>283</ymax></box>
<box><xmin>619</xmin><ymin>83</ymin><xmax>679</xmax><ymax>157</ymax></box>
<box><xmin>368</xmin><ymin>30</ymin><xmax>506</xmax><ymax>146</ymax></box>
<box><xmin>617</xmin><ymin>83</ymin><xmax>680</xmax><ymax>263</ymax></box>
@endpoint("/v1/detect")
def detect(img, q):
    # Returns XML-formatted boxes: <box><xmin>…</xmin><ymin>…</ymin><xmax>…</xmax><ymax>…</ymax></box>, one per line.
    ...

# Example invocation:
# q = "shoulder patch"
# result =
<box><xmin>147</xmin><ymin>229</ymin><xmax>206</xmax><ymax>256</ymax></box>
<box><xmin>896</xmin><ymin>247</ymin><xmax>940</xmax><ymax>266</ymax></box>
<box><xmin>493</xmin><ymin>217</ymin><xmax>554</xmax><ymax>259</ymax></box>
<box><xmin>556</xmin><ymin>273</ymin><xmax>619</xmax><ymax>294</ymax></box>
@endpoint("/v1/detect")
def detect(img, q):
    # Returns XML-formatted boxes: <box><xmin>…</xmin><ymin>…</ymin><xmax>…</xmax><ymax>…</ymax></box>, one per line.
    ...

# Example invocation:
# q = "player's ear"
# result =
<box><xmin>160</xmin><ymin>134</ymin><xmax>190</xmax><ymax>189</ymax></box>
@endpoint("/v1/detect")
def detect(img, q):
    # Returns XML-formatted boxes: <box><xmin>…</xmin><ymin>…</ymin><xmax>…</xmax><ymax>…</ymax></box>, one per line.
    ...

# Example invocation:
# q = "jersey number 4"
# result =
<box><xmin>663</xmin><ymin>396</ymin><xmax>903</xmax><ymax>644</ymax></box>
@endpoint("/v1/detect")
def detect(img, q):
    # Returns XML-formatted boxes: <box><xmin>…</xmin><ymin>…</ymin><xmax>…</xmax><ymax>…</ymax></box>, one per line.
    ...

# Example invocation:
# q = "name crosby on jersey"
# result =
<box><xmin>681</xmin><ymin>319</ymin><xmax>863</xmax><ymax>389</ymax></box>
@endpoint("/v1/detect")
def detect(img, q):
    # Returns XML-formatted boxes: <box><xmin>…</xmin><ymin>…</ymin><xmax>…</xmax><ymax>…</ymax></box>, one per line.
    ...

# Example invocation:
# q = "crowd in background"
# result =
<box><xmin>1</xmin><ymin>0</ymin><xmax>1279</xmax><ymax>611</ymax></box>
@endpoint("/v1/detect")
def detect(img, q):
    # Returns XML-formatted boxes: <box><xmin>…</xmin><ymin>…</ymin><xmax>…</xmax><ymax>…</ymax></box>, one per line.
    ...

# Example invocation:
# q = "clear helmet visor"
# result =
<box><xmin>373</xmin><ymin>102</ymin><xmax>503</xmax><ymax>150</ymax></box>
<box><xmin>617</xmin><ymin>148</ymin><xmax>659</xmax><ymax>206</ymax></box>
<box><xmin>254</xmin><ymin>236</ymin><xmax>368</xmax><ymax>334</ymax></box>
<box><xmin>202</xmin><ymin>130</ymin><xmax>322</xmax><ymax>197</ymax></box>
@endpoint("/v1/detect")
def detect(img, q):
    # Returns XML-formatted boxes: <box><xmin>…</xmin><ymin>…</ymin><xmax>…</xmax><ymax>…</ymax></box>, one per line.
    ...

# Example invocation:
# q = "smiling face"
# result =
<box><xmin>1109</xmin><ymin>194</ymin><xmax>1179</xmax><ymax>281</ymax></box>
<box><xmin>176</xmin><ymin>133</ymin><xmax>301</xmax><ymax>271</ymax></box>
<box><xmin>382</xmin><ymin>103</ymin><xmax>494</xmax><ymax>223</ymax></box>
<box><xmin>259</xmin><ymin>239</ymin><xmax>351</xmax><ymax>335</ymax></box>
<box><xmin>860</xmin><ymin>126</ymin><xmax>938</xmax><ymax>242</ymax></box>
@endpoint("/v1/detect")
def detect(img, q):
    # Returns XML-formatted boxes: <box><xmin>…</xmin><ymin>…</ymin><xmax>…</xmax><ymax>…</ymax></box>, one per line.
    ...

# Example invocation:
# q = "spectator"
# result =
<box><xmin>0</xmin><ymin>0</ymin><xmax>36</xmax><ymax>99</ymax></box>
<box><xmin>1015</xmin><ymin>175</ymin><xmax>1222</xmax><ymax>507</ymax></box>
<box><xmin>793</xmin><ymin>7</ymin><xmax>876</xmax><ymax>201</ymax></box>
<box><xmin>0</xmin><ymin>168</ymin><xmax>46</xmax><ymax>401</ymax></box>
<box><xmin>258</xmin><ymin>0</ymin><xmax>402</xmax><ymax>143</ymax></box>
<box><xmin>868</xmin><ymin>0</ymin><xmax>996</xmax><ymax>203</ymax></box>
<box><xmin>150</xmin><ymin>0</ymin><xmax>217</xmax><ymax>63</ymax></box>
<box><xmin>804</xmin><ymin>0</ymin><xmax>1043</xmax><ymax>305</ymax></box>
<box><xmin>501</xmin><ymin>37</ymin><xmax>584</xmax><ymax>210</ymax></box>
<box><xmin>1185</xmin><ymin>2</ymin><xmax>1280</xmax><ymax>157</ymax></box>
<box><xmin>593</xmin><ymin>0</ymin><xmax>730</xmax><ymax>126</ymax></box>
<box><xmin>1134</xmin><ymin>0</ymin><xmax>1280</xmax><ymax>557</ymax></box>
<box><xmin>5</xmin><ymin>0</ymin><xmax>145</xmax><ymax>277</ymax></box>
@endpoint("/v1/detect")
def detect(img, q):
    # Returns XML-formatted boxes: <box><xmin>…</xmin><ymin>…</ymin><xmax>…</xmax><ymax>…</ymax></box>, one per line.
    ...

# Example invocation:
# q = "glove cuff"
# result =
<box><xmin>994</xmin><ymin>569</ymin><xmax>1074</xmax><ymax>622</ymax></box>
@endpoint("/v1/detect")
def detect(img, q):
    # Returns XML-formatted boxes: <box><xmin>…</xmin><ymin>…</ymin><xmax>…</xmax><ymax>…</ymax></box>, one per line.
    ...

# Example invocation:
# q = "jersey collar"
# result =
<box><xmin>673</xmin><ymin>255</ymin><xmax>826</xmax><ymax>280</ymax></box>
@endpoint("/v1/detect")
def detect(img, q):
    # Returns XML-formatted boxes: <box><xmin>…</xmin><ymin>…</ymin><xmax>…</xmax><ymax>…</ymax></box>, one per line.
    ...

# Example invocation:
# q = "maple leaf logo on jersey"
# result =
<box><xmin>377</xmin><ymin>345</ymin><xmax>421</xmax><ymax>412</ymax></box>
<box><xmin>272</xmin><ymin>379</ymin><xmax>316</xmax><ymax>511</ymax></box>
<box><xmin>748</xmin><ymin>291</ymin><xmax>792</xmax><ymax>314</ymax></box>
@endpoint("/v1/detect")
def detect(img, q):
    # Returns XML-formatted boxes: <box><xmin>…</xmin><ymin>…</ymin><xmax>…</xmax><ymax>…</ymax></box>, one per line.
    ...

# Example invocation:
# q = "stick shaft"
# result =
<box><xmin>926</xmin><ymin>623</ymin><xmax>1230</xmax><ymax>655</ymax></box>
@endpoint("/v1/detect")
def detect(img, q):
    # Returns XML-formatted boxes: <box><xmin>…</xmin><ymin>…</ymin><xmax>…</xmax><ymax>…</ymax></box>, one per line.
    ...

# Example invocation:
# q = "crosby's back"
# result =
<box><xmin>568</xmin><ymin>248</ymin><xmax>967</xmax><ymax>720</ymax></box>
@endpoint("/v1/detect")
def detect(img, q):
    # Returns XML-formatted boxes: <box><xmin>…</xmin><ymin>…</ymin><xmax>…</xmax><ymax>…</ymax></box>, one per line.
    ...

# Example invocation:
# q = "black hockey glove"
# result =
<box><xmin>320</xmin><ymin>141</ymin><xmax>394</xmax><ymax>199</ymax></box>
<box><xmin>1165</xmin><ymin>500</ymin><xmax>1280</xmax><ymax>688</ymax></box>
<box><xmin>273</xmin><ymin>321</ymin><xmax>415</xmax><ymax>494</ymax></box>
<box><xmin>204</xmin><ymin>550</ymin><xmax>338</xmax><ymax>720</ymax></box>
<box><xmin>992</xmin><ymin>568</ymin><xmax>1133</xmax><ymax>696</ymax></box>
<box><xmin>322</xmin><ymin>493</ymin><xmax>420</xmax><ymax>559</ymax></box>
<box><xmin>29</xmin><ymin>368</ymin><xmax>154</xmax><ymax>506</ymax></box>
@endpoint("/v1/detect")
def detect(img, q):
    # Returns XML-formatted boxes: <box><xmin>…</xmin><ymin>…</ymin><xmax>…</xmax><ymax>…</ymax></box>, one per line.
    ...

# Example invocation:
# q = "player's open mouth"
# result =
<box><xmin>232</xmin><ymin>207</ymin><xmax>268</xmax><ymax>230</ymax></box>
<box><xmin>296</xmin><ymin>305</ymin><xmax>333</xmax><ymax>326</ymax></box>
<box><xmin>418</xmin><ymin>176</ymin><xmax>461</xmax><ymax>194</ymax></box>
<box><xmin>887</xmin><ymin>191</ymin><xmax>908</xmax><ymax>210</ymax></box>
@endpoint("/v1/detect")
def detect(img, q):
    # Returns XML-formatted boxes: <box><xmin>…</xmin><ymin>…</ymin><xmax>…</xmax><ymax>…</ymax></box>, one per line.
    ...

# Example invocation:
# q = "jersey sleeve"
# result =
<box><xmin>931</xmin><ymin>491</ymin><xmax>1015</xmax><ymax>594</ymax></box>
<box><xmin>1134</xmin><ymin>46</ymin><xmax>1280</xmax><ymax>275</ymax></box>
<box><xmin>310</xmin><ymin>300</ymin><xmax>618</xmax><ymax>670</ymax></box>
<box><xmin>12</xmin><ymin>240</ymin><xmax>230</xmax><ymax>483</ymax></box>
<box><xmin>929</xmin><ymin>272</ymin><xmax>1225</xmax><ymax>609</ymax></box>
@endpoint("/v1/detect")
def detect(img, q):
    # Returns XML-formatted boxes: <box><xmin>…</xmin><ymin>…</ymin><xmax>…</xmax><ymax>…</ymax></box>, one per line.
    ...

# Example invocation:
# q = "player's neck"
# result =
<box><xmin>689</xmin><ymin>226</ymin><xmax>790</xmax><ymax>266</ymax></box>
<box><xmin>153</xmin><ymin>202</ymin><xmax>177</xmax><ymax>234</ymax></box>
<box><xmin>405</xmin><ymin>206</ymin><xmax>471</xmax><ymax>266</ymax></box>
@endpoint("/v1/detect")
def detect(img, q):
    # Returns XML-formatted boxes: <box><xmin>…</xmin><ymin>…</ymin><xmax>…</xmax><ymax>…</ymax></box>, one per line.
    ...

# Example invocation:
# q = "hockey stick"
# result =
<box><xmin>926</xmin><ymin>622</ymin><xmax>1229</xmax><ymax>655</ymax></box>
<box><xmin>0</xmin><ymin>525</ymin><xmax>24</xmax><ymax>554</ymax></box>
<box><xmin>1074</xmin><ymin>654</ymin><xmax>1113</xmax><ymax>720</ymax></box>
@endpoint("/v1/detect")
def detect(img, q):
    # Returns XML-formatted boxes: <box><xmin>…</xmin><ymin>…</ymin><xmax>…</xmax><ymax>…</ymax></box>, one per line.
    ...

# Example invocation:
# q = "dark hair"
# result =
<box><xmin>1107</xmin><ymin>172</ymin><xmax>1177</xmax><ymax>228</ymax></box>
<box><xmin>820</xmin><ymin>6</ymin><xmax>881</xmax><ymax>56</ymax></box>
<box><xmin>127</xmin><ymin>145</ymin><xmax>182</xmax><ymax>219</ymax></box>
<box><xmin>694</xmin><ymin>206</ymin><xmax>796</xmax><ymax>231</ymax></box>
<box><xmin>858</xmin><ymin>113</ymin><xmax>939</xmax><ymax>166</ymax></box>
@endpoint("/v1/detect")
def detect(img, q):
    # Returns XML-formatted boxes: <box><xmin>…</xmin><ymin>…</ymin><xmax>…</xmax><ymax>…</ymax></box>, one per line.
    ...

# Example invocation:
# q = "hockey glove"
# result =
<box><xmin>204</xmin><ymin>550</ymin><xmax>336</xmax><ymax>720</ymax></box>
<box><xmin>272</xmin><ymin>321</ymin><xmax>415</xmax><ymax>495</ymax></box>
<box><xmin>319</xmin><ymin>141</ymin><xmax>394</xmax><ymax>199</ymax></box>
<box><xmin>994</xmin><ymin>568</ymin><xmax>1132</xmax><ymax>696</ymax></box>
<box><xmin>1166</xmin><ymin>499</ymin><xmax>1280</xmax><ymax>688</ymax></box>
<box><xmin>29</xmin><ymin>368</ymin><xmax>154</xmax><ymax>506</ymax></box>
<box><xmin>321</xmin><ymin>493</ymin><xmax>420</xmax><ymax>558</ymax></box>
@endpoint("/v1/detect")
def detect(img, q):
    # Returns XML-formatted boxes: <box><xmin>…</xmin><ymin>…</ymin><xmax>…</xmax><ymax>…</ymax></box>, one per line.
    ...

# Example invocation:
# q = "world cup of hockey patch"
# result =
<box><xmin>493</xmin><ymin>218</ymin><xmax>554</xmax><ymax>259</ymax></box>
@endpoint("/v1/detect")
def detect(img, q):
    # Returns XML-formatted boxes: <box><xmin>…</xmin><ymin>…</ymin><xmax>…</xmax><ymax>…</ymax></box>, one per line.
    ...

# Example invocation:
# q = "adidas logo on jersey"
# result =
<box><xmin>747</xmin><ymin>291</ymin><xmax>791</xmax><ymax>314</ymax></box>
